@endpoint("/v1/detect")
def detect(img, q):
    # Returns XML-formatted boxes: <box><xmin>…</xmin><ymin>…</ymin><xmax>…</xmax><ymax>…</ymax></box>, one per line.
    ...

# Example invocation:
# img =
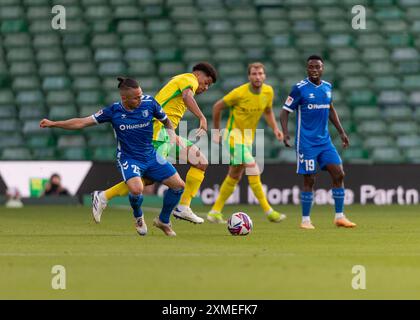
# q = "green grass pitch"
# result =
<box><xmin>1</xmin><ymin>204</ymin><xmax>420</xmax><ymax>299</ymax></box>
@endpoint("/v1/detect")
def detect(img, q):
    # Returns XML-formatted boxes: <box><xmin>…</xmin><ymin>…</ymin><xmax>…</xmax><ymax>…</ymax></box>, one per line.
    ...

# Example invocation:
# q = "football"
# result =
<box><xmin>227</xmin><ymin>212</ymin><xmax>253</xmax><ymax>236</ymax></box>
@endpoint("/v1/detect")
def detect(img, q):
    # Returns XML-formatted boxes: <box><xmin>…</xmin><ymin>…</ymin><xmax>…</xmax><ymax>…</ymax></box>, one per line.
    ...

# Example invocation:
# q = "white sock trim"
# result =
<box><xmin>335</xmin><ymin>212</ymin><xmax>345</xmax><ymax>219</ymax></box>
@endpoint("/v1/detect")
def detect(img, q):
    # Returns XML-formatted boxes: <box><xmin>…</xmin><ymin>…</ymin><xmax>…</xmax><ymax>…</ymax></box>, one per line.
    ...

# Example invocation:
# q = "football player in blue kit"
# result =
<box><xmin>40</xmin><ymin>77</ymin><xmax>184</xmax><ymax>237</ymax></box>
<box><xmin>280</xmin><ymin>55</ymin><xmax>356</xmax><ymax>230</ymax></box>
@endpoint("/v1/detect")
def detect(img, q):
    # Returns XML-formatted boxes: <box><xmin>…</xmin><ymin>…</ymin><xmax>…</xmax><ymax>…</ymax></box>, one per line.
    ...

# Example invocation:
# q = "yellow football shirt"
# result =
<box><xmin>223</xmin><ymin>83</ymin><xmax>274</xmax><ymax>145</ymax></box>
<box><xmin>153</xmin><ymin>73</ymin><xmax>199</xmax><ymax>140</ymax></box>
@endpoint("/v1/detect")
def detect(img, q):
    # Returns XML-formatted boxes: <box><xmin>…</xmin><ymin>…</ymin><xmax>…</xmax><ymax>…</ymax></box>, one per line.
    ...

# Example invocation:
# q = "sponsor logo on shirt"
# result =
<box><xmin>119</xmin><ymin>122</ymin><xmax>150</xmax><ymax>131</ymax></box>
<box><xmin>307</xmin><ymin>104</ymin><xmax>330</xmax><ymax>110</ymax></box>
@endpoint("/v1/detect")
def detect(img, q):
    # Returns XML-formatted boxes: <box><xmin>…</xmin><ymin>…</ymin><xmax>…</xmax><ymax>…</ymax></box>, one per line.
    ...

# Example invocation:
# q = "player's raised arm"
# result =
<box><xmin>329</xmin><ymin>103</ymin><xmax>349</xmax><ymax>149</ymax></box>
<box><xmin>212</xmin><ymin>98</ymin><xmax>227</xmax><ymax>143</ymax></box>
<box><xmin>182</xmin><ymin>88</ymin><xmax>207</xmax><ymax>137</ymax></box>
<box><xmin>39</xmin><ymin>116</ymin><xmax>96</xmax><ymax>130</ymax></box>
<box><xmin>264</xmin><ymin>107</ymin><xmax>284</xmax><ymax>142</ymax></box>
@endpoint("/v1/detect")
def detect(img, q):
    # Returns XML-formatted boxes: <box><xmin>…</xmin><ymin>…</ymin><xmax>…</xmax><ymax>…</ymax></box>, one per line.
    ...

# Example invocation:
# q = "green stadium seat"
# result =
<box><xmin>0</xmin><ymin>119</ymin><xmax>19</xmax><ymax>133</ymax></box>
<box><xmin>271</xmin><ymin>34</ymin><xmax>292</xmax><ymax>47</ymax></box>
<box><xmin>38</xmin><ymin>62</ymin><xmax>67</xmax><ymax>76</ymax></box>
<box><xmin>397</xmin><ymin>135</ymin><xmax>420</xmax><ymax>148</ymax></box>
<box><xmin>12</xmin><ymin>77</ymin><xmax>41</xmax><ymax>90</ymax></box>
<box><xmin>0</xmin><ymin>90</ymin><xmax>15</xmax><ymax>105</ymax></box>
<box><xmin>327</xmin><ymin>34</ymin><xmax>352</xmax><ymax>48</ymax></box>
<box><xmin>363</xmin><ymin>136</ymin><xmax>395</xmax><ymax>149</ymax></box>
<box><xmin>6</xmin><ymin>48</ymin><xmax>33</xmax><ymax>62</ymax></box>
<box><xmin>356</xmin><ymin>120</ymin><xmax>387</xmax><ymax>136</ymax></box>
<box><xmin>403</xmin><ymin>75</ymin><xmax>420</xmax><ymax>89</ymax></box>
<box><xmin>321</xmin><ymin>20</ymin><xmax>350</xmax><ymax>33</ymax></box>
<box><xmin>0</xmin><ymin>105</ymin><xmax>16</xmax><ymax>119</ymax></box>
<box><xmin>87</xmin><ymin>133</ymin><xmax>115</xmax><ymax>147</ymax></box>
<box><xmin>378</xmin><ymin>90</ymin><xmax>406</xmax><ymax>105</ymax></box>
<box><xmin>0</xmin><ymin>6</ymin><xmax>24</xmax><ymax>20</ymax></box>
<box><xmin>158</xmin><ymin>62</ymin><xmax>186</xmax><ymax>76</ymax></box>
<box><xmin>214</xmin><ymin>48</ymin><xmax>243</xmax><ymax>62</ymax></box>
<box><xmin>341</xmin><ymin>147</ymin><xmax>369</xmax><ymax>163</ymax></box>
<box><xmin>1</xmin><ymin>20</ymin><xmax>27</xmax><ymax>33</ymax></box>
<box><xmin>43</xmin><ymin>77</ymin><xmax>71</xmax><ymax>91</ymax></box>
<box><xmin>367</xmin><ymin>61</ymin><xmax>394</xmax><ymax>75</ymax></box>
<box><xmin>16</xmin><ymin>91</ymin><xmax>44</xmax><ymax>105</ymax></box>
<box><xmin>120</xmin><ymin>34</ymin><xmax>150</xmax><ymax>48</ymax></box>
<box><xmin>19</xmin><ymin>105</ymin><xmax>46</xmax><ymax>120</ymax></box>
<box><xmin>356</xmin><ymin>34</ymin><xmax>385</xmax><ymax>48</ymax></box>
<box><xmin>125</xmin><ymin>48</ymin><xmax>153</xmax><ymax>61</ymax></box>
<box><xmin>94</xmin><ymin>48</ymin><xmax>123</xmax><ymax>62</ymax></box>
<box><xmin>72</xmin><ymin>77</ymin><xmax>100</xmax><ymax>91</ymax></box>
<box><xmin>371</xmin><ymin>147</ymin><xmax>405</xmax><ymax>163</ymax></box>
<box><xmin>389</xmin><ymin>121</ymin><xmax>418</xmax><ymax>135</ymax></box>
<box><xmin>348</xmin><ymin>90</ymin><xmax>376</xmax><ymax>106</ymax></box>
<box><xmin>409</xmin><ymin>92</ymin><xmax>420</xmax><ymax>105</ymax></box>
<box><xmin>33</xmin><ymin>34</ymin><xmax>61</xmax><ymax>48</ymax></box>
<box><xmin>85</xmin><ymin>6</ymin><xmax>112</xmax><ymax>20</ymax></box>
<box><xmin>57</xmin><ymin>135</ymin><xmax>86</xmax><ymax>148</ymax></box>
<box><xmin>263</xmin><ymin>21</ymin><xmax>290</xmax><ymax>35</ymax></box>
<box><xmin>362</xmin><ymin>47</ymin><xmax>390</xmax><ymax>61</ymax></box>
<box><xmin>80</xmin><ymin>105</ymin><xmax>102</xmax><ymax>117</ymax></box>
<box><xmin>330</xmin><ymin>48</ymin><xmax>360</xmax><ymax>62</ymax></box>
<box><xmin>1</xmin><ymin>148</ymin><xmax>32</xmax><ymax>160</ymax></box>
<box><xmin>0</xmin><ymin>134</ymin><xmax>24</xmax><ymax>148</ymax></box>
<box><xmin>68</xmin><ymin>62</ymin><xmax>95</xmax><ymax>77</ymax></box>
<box><xmin>336</xmin><ymin>62</ymin><xmax>365</xmax><ymax>76</ymax></box>
<box><xmin>49</xmin><ymin>106</ymin><xmax>78</xmax><ymax>119</ymax></box>
<box><xmin>272</xmin><ymin>48</ymin><xmax>300</xmax><ymax>62</ymax></box>
<box><xmin>46</xmin><ymin>90</ymin><xmax>75</xmax><ymax>105</ymax></box>
<box><xmin>98</xmin><ymin>62</ymin><xmax>126</xmax><ymax>76</ymax></box>
<box><xmin>171</xmin><ymin>7</ymin><xmax>198</xmax><ymax>19</ymax></box>
<box><xmin>3</xmin><ymin>33</ymin><xmax>31</xmax><ymax>47</ymax></box>
<box><xmin>29</xmin><ymin>20</ymin><xmax>55</xmax><ymax>33</ymax></box>
<box><xmin>62</xmin><ymin>33</ymin><xmax>88</xmax><ymax>47</ymax></box>
<box><xmin>77</xmin><ymin>91</ymin><xmax>104</xmax><ymax>106</ymax></box>
<box><xmin>31</xmin><ymin>147</ymin><xmax>56</xmax><ymax>160</ymax></box>
<box><xmin>218</xmin><ymin>63</ymin><xmax>247</xmax><ymax>76</ymax></box>
<box><xmin>27</xmin><ymin>135</ymin><xmax>53</xmax><ymax>148</ymax></box>
<box><xmin>383</xmin><ymin>106</ymin><xmax>413</xmax><ymax>121</ymax></box>
<box><xmin>178</xmin><ymin>34</ymin><xmax>207</xmax><ymax>47</ymax></box>
<box><xmin>92</xmin><ymin>147</ymin><xmax>116</xmax><ymax>160</ymax></box>
<box><xmin>372</xmin><ymin>76</ymin><xmax>401</xmax><ymax>90</ymax></box>
<box><xmin>114</xmin><ymin>6</ymin><xmax>141</xmax><ymax>18</ymax></box>
<box><xmin>183</xmin><ymin>49</ymin><xmax>212</xmax><ymax>62</ymax></box>
<box><xmin>405</xmin><ymin>147</ymin><xmax>420</xmax><ymax>163</ymax></box>
<box><xmin>339</xmin><ymin>76</ymin><xmax>370</xmax><ymax>90</ymax></box>
<box><xmin>392</xmin><ymin>48</ymin><xmax>419</xmax><ymax>61</ymax></box>
<box><xmin>239</xmin><ymin>34</ymin><xmax>266</xmax><ymax>48</ymax></box>
<box><xmin>58</xmin><ymin>147</ymin><xmax>88</xmax><ymax>160</ymax></box>
<box><xmin>92</xmin><ymin>34</ymin><xmax>119</xmax><ymax>48</ymax></box>
<box><xmin>36</xmin><ymin>48</ymin><xmax>64</xmax><ymax>63</ymax></box>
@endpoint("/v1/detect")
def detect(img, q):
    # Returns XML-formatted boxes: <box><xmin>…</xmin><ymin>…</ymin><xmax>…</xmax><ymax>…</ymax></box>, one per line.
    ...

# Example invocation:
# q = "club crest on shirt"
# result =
<box><xmin>326</xmin><ymin>91</ymin><xmax>332</xmax><ymax>98</ymax></box>
<box><xmin>142</xmin><ymin>110</ymin><xmax>149</xmax><ymax>118</ymax></box>
<box><xmin>285</xmin><ymin>96</ymin><xmax>294</xmax><ymax>106</ymax></box>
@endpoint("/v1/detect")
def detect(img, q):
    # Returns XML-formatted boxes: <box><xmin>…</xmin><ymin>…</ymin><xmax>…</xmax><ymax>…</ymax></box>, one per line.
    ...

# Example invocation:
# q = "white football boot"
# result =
<box><xmin>135</xmin><ymin>216</ymin><xmax>148</xmax><ymax>236</ymax></box>
<box><xmin>172</xmin><ymin>206</ymin><xmax>204</xmax><ymax>224</ymax></box>
<box><xmin>91</xmin><ymin>191</ymin><xmax>107</xmax><ymax>223</ymax></box>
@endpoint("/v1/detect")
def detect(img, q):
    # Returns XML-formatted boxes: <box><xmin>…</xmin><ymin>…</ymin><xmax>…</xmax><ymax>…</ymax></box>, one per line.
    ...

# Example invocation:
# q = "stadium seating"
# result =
<box><xmin>1</xmin><ymin>0</ymin><xmax>419</xmax><ymax>163</ymax></box>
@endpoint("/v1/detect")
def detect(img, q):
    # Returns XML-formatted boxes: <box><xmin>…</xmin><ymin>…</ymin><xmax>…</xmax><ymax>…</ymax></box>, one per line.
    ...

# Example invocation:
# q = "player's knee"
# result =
<box><xmin>129</xmin><ymin>185</ymin><xmax>143</xmax><ymax>195</ymax></box>
<box><xmin>335</xmin><ymin>170</ymin><xmax>345</xmax><ymax>182</ymax></box>
<box><xmin>304</xmin><ymin>176</ymin><xmax>316</xmax><ymax>188</ymax></box>
<box><xmin>176</xmin><ymin>179</ymin><xmax>186</xmax><ymax>190</ymax></box>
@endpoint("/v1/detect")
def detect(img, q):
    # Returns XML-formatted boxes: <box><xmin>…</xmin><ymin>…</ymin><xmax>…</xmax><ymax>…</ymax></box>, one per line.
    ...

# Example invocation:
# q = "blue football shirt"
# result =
<box><xmin>92</xmin><ymin>95</ymin><xmax>167</xmax><ymax>162</ymax></box>
<box><xmin>282</xmin><ymin>78</ymin><xmax>333</xmax><ymax>150</ymax></box>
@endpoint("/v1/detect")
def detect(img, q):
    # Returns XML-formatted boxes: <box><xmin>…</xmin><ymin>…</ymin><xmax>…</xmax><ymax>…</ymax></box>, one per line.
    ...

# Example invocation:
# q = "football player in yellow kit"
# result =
<box><xmin>207</xmin><ymin>63</ymin><xmax>287</xmax><ymax>224</ymax></box>
<box><xmin>92</xmin><ymin>62</ymin><xmax>217</xmax><ymax>224</ymax></box>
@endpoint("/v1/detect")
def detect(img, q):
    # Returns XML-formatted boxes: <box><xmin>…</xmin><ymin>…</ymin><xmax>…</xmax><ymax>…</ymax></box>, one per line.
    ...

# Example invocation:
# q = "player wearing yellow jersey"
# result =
<box><xmin>207</xmin><ymin>63</ymin><xmax>286</xmax><ymax>224</ymax></box>
<box><xmin>92</xmin><ymin>62</ymin><xmax>217</xmax><ymax>224</ymax></box>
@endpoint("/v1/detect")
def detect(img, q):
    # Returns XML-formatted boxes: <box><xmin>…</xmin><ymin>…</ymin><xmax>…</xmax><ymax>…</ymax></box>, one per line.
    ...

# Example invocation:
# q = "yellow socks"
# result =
<box><xmin>104</xmin><ymin>181</ymin><xmax>129</xmax><ymax>200</ymax></box>
<box><xmin>248</xmin><ymin>175</ymin><xmax>272</xmax><ymax>213</ymax></box>
<box><xmin>179</xmin><ymin>167</ymin><xmax>205</xmax><ymax>207</ymax></box>
<box><xmin>211</xmin><ymin>175</ymin><xmax>239</xmax><ymax>213</ymax></box>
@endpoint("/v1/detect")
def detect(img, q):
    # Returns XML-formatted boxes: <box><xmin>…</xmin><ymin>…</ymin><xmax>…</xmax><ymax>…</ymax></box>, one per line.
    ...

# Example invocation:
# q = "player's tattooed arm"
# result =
<box><xmin>39</xmin><ymin>116</ymin><xmax>96</xmax><ymax>130</ymax></box>
<box><xmin>182</xmin><ymin>88</ymin><xmax>207</xmax><ymax>137</ymax></box>
<box><xmin>329</xmin><ymin>103</ymin><xmax>349</xmax><ymax>149</ymax></box>
<box><xmin>264</xmin><ymin>107</ymin><xmax>284</xmax><ymax>142</ymax></box>
<box><xmin>212</xmin><ymin>99</ymin><xmax>227</xmax><ymax>144</ymax></box>
<box><xmin>279</xmin><ymin>109</ymin><xmax>292</xmax><ymax>147</ymax></box>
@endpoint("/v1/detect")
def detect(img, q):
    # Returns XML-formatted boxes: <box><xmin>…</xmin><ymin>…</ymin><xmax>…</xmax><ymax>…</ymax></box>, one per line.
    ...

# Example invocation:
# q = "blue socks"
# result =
<box><xmin>160</xmin><ymin>188</ymin><xmax>184</xmax><ymax>224</ymax></box>
<box><xmin>332</xmin><ymin>187</ymin><xmax>345</xmax><ymax>214</ymax></box>
<box><xmin>301</xmin><ymin>192</ymin><xmax>313</xmax><ymax>219</ymax></box>
<box><xmin>129</xmin><ymin>193</ymin><xmax>144</xmax><ymax>219</ymax></box>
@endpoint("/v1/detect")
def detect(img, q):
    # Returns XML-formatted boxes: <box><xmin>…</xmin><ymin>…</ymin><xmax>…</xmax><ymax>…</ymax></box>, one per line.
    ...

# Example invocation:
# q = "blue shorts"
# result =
<box><xmin>296</xmin><ymin>143</ymin><xmax>342</xmax><ymax>175</ymax></box>
<box><xmin>117</xmin><ymin>153</ymin><xmax>177</xmax><ymax>182</ymax></box>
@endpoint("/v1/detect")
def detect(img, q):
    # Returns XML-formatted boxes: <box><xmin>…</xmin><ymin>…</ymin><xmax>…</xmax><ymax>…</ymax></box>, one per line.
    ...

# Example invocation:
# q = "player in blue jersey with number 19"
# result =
<box><xmin>40</xmin><ymin>77</ymin><xmax>184</xmax><ymax>237</ymax></box>
<box><xmin>280</xmin><ymin>55</ymin><xmax>356</xmax><ymax>230</ymax></box>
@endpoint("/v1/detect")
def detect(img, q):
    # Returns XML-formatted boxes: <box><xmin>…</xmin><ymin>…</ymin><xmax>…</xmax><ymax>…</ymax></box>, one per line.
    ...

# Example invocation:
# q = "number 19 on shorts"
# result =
<box><xmin>304</xmin><ymin>159</ymin><xmax>315</xmax><ymax>172</ymax></box>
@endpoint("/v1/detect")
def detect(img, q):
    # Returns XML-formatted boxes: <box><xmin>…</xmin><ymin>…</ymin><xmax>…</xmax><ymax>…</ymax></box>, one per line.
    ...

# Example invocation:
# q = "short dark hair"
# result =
<box><xmin>117</xmin><ymin>77</ymin><xmax>139</xmax><ymax>89</ymax></box>
<box><xmin>192</xmin><ymin>62</ymin><xmax>217</xmax><ymax>83</ymax></box>
<box><xmin>307</xmin><ymin>55</ymin><xmax>324</xmax><ymax>63</ymax></box>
